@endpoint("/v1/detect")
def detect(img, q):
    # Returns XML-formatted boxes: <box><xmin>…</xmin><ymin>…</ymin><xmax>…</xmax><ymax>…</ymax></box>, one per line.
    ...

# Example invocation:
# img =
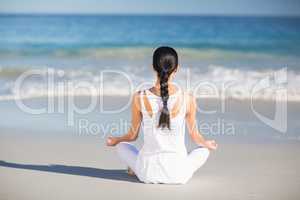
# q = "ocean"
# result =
<box><xmin>0</xmin><ymin>14</ymin><xmax>299</xmax><ymax>100</ymax></box>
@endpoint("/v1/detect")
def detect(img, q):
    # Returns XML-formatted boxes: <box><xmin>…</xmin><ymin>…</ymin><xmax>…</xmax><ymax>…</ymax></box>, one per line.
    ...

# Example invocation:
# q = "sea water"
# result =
<box><xmin>0</xmin><ymin>14</ymin><xmax>299</xmax><ymax>100</ymax></box>
<box><xmin>0</xmin><ymin>14</ymin><xmax>299</xmax><ymax>141</ymax></box>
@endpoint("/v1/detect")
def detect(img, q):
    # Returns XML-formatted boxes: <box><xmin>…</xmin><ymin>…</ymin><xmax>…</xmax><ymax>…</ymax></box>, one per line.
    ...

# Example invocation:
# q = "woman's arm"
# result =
<box><xmin>106</xmin><ymin>91</ymin><xmax>142</xmax><ymax>146</ymax></box>
<box><xmin>186</xmin><ymin>93</ymin><xmax>217</xmax><ymax>150</ymax></box>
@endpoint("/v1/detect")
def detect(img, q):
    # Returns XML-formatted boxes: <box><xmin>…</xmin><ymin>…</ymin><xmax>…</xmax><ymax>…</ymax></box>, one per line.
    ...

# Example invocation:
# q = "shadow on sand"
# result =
<box><xmin>0</xmin><ymin>160</ymin><xmax>139</xmax><ymax>183</ymax></box>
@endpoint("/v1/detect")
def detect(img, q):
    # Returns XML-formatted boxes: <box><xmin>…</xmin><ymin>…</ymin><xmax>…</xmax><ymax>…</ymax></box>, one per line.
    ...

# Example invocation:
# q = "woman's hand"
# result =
<box><xmin>106</xmin><ymin>136</ymin><xmax>119</xmax><ymax>146</ymax></box>
<box><xmin>204</xmin><ymin>140</ymin><xmax>218</xmax><ymax>150</ymax></box>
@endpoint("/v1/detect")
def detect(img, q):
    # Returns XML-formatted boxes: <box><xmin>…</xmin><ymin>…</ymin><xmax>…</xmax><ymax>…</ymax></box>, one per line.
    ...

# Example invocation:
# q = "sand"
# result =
<box><xmin>0</xmin><ymin>131</ymin><xmax>299</xmax><ymax>200</ymax></box>
<box><xmin>0</xmin><ymin>96</ymin><xmax>300</xmax><ymax>199</ymax></box>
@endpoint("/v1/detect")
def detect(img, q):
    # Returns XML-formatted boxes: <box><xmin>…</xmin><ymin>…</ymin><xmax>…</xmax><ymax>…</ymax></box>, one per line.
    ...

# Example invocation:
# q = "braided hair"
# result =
<box><xmin>153</xmin><ymin>46</ymin><xmax>178</xmax><ymax>129</ymax></box>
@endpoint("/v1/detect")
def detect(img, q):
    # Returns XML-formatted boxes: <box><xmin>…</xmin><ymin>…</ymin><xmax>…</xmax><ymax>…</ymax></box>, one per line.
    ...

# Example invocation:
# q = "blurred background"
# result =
<box><xmin>0</xmin><ymin>0</ymin><xmax>300</xmax><ymax>142</ymax></box>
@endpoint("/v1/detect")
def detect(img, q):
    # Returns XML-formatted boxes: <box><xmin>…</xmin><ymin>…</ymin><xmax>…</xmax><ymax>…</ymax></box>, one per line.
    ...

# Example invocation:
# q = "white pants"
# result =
<box><xmin>116</xmin><ymin>142</ymin><xmax>209</xmax><ymax>176</ymax></box>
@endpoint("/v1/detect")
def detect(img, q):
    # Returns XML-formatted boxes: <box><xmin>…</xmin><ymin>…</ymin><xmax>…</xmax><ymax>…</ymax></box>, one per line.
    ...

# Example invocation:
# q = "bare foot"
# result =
<box><xmin>126</xmin><ymin>167</ymin><xmax>136</xmax><ymax>176</ymax></box>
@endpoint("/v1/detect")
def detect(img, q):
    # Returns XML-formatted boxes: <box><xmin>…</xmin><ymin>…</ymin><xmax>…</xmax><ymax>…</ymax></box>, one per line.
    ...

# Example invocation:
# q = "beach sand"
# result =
<box><xmin>0</xmin><ymin>96</ymin><xmax>300</xmax><ymax>200</ymax></box>
<box><xmin>0</xmin><ymin>132</ymin><xmax>299</xmax><ymax>200</ymax></box>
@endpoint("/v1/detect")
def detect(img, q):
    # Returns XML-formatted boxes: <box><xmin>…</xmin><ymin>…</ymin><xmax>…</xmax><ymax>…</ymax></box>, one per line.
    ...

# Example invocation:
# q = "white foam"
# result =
<box><xmin>0</xmin><ymin>66</ymin><xmax>299</xmax><ymax>101</ymax></box>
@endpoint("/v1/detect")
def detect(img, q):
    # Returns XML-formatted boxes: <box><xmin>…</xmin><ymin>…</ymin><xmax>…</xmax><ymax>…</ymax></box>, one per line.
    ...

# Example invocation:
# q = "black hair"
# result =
<box><xmin>152</xmin><ymin>46</ymin><xmax>178</xmax><ymax>129</ymax></box>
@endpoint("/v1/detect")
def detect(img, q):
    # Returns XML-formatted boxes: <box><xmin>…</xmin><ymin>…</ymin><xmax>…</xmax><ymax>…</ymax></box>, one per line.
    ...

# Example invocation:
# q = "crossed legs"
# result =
<box><xmin>116</xmin><ymin>142</ymin><xmax>209</xmax><ymax>176</ymax></box>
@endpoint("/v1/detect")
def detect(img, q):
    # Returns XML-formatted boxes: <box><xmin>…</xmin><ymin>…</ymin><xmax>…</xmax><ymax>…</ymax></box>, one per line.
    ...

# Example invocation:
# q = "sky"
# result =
<box><xmin>0</xmin><ymin>0</ymin><xmax>299</xmax><ymax>16</ymax></box>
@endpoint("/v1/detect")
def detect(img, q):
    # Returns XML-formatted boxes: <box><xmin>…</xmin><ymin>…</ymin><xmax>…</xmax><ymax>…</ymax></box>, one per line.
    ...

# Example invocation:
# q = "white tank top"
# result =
<box><xmin>135</xmin><ymin>88</ymin><xmax>193</xmax><ymax>184</ymax></box>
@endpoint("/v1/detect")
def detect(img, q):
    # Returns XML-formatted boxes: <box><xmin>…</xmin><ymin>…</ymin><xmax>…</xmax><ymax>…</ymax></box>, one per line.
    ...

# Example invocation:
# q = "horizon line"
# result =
<box><xmin>0</xmin><ymin>12</ymin><xmax>299</xmax><ymax>18</ymax></box>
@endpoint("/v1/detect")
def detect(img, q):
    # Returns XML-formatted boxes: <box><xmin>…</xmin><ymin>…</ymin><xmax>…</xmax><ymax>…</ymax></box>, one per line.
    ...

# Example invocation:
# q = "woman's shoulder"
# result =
<box><xmin>132</xmin><ymin>90</ymin><xmax>142</xmax><ymax>100</ymax></box>
<box><xmin>130</xmin><ymin>91</ymin><xmax>145</xmax><ymax>112</ymax></box>
<box><xmin>182</xmin><ymin>90</ymin><xmax>194</xmax><ymax>100</ymax></box>
<box><xmin>132</xmin><ymin>88</ymin><xmax>194</xmax><ymax>99</ymax></box>
<box><xmin>182</xmin><ymin>90</ymin><xmax>197</xmax><ymax>112</ymax></box>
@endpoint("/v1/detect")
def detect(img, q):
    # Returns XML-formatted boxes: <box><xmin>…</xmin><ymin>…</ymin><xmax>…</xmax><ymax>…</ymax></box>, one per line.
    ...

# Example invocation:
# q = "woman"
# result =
<box><xmin>107</xmin><ymin>46</ymin><xmax>217</xmax><ymax>184</ymax></box>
